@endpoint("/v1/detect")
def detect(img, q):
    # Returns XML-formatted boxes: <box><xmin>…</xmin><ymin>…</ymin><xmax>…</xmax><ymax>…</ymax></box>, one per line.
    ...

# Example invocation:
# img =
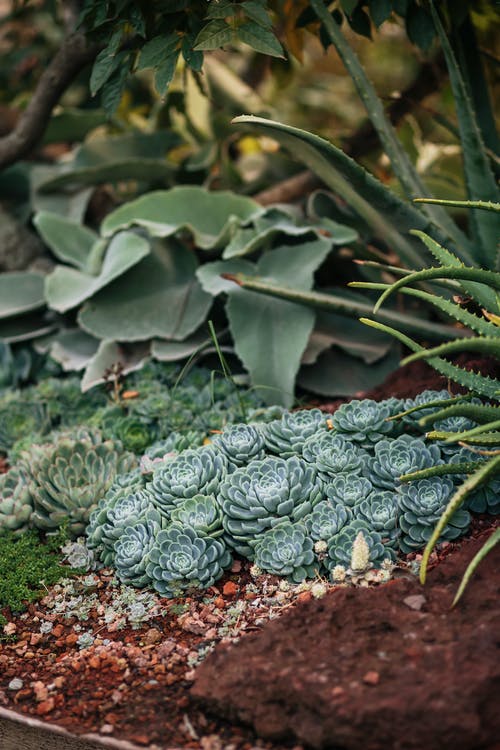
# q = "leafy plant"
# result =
<box><xmin>326</xmin><ymin>519</ymin><xmax>394</xmax><ymax>573</ymax></box>
<box><xmin>170</xmin><ymin>494</ymin><xmax>225</xmax><ymax>538</ymax></box>
<box><xmin>211</xmin><ymin>423</ymin><xmax>266</xmax><ymax>468</ymax></box>
<box><xmin>354</xmin><ymin>490</ymin><xmax>400</xmax><ymax>550</ymax></box>
<box><xmin>368</xmin><ymin>435</ymin><xmax>442</xmax><ymax>490</ymax></box>
<box><xmin>114</xmin><ymin>520</ymin><xmax>160</xmax><ymax>588</ymax></box>
<box><xmin>306</xmin><ymin>500</ymin><xmax>351</xmax><ymax>543</ymax></box>
<box><xmin>263</xmin><ymin>408</ymin><xmax>328</xmax><ymax>456</ymax></box>
<box><xmin>331</xmin><ymin>397</ymin><xmax>403</xmax><ymax>446</ymax></box>
<box><xmin>0</xmin><ymin>468</ymin><xmax>34</xmax><ymax>537</ymax></box>
<box><xmin>252</xmin><ymin>520</ymin><xmax>317</xmax><ymax>582</ymax></box>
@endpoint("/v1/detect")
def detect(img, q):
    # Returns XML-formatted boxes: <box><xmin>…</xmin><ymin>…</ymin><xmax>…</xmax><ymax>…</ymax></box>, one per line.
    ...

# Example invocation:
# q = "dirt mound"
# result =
<box><xmin>192</xmin><ymin>531</ymin><xmax>500</xmax><ymax>750</ymax></box>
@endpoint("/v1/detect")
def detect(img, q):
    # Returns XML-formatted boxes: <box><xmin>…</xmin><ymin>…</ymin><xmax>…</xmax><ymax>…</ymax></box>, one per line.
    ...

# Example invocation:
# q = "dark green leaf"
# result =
<box><xmin>137</xmin><ymin>34</ymin><xmax>179</xmax><ymax>70</ymax></box>
<box><xmin>340</xmin><ymin>0</ymin><xmax>360</xmax><ymax>14</ymax></box>
<box><xmin>154</xmin><ymin>51</ymin><xmax>181</xmax><ymax>96</ymax></box>
<box><xmin>242</xmin><ymin>1</ymin><xmax>273</xmax><ymax>27</ymax></box>
<box><xmin>90</xmin><ymin>46</ymin><xmax>125</xmax><ymax>96</ymax></box>
<box><xmin>100</xmin><ymin>54</ymin><xmax>130</xmax><ymax>113</ymax></box>
<box><xmin>206</xmin><ymin>1</ymin><xmax>239</xmax><ymax>19</ymax></box>
<box><xmin>346</xmin><ymin>6</ymin><xmax>372</xmax><ymax>38</ymax></box>
<box><xmin>236</xmin><ymin>20</ymin><xmax>284</xmax><ymax>57</ymax></box>
<box><xmin>369</xmin><ymin>0</ymin><xmax>392</xmax><ymax>27</ymax></box>
<box><xmin>405</xmin><ymin>4</ymin><xmax>435</xmax><ymax>51</ymax></box>
<box><xmin>193</xmin><ymin>20</ymin><xmax>233</xmax><ymax>50</ymax></box>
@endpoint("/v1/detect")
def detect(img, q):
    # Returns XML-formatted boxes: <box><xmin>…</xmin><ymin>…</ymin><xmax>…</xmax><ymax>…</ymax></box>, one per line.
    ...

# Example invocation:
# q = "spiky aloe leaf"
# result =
<box><xmin>420</xmin><ymin>454</ymin><xmax>500</xmax><ymax>584</ymax></box>
<box><xmin>427</xmin><ymin>428</ymin><xmax>500</xmax><ymax>446</ymax></box>
<box><xmin>359</xmin><ymin>318</ymin><xmax>500</xmax><ymax>400</ymax></box>
<box><xmin>452</xmin><ymin>528</ymin><xmax>500</xmax><ymax>607</ymax></box>
<box><xmin>416</xmin><ymin>403</ymin><xmax>500</xmax><ymax>427</ymax></box>
<box><xmin>399</xmin><ymin>462</ymin><xmax>486</xmax><ymax>483</ymax></box>
<box><xmin>402</xmin><ymin>337</ymin><xmax>500</xmax><ymax>365</ymax></box>
<box><xmin>441</xmin><ymin>419</ymin><xmax>500</xmax><ymax>444</ymax></box>
<box><xmin>414</xmin><ymin>199</ymin><xmax>500</xmax><ymax>213</ymax></box>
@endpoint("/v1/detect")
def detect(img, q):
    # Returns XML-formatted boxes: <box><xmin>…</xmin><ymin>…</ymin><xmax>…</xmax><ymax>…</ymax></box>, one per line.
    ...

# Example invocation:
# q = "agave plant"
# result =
<box><xmin>217</xmin><ymin>455</ymin><xmax>323</xmax><ymax>556</ymax></box>
<box><xmin>263</xmin><ymin>409</ymin><xmax>328</xmax><ymax>457</ymax></box>
<box><xmin>252</xmin><ymin>521</ymin><xmax>317</xmax><ymax>583</ymax></box>
<box><xmin>114</xmin><ymin>519</ymin><xmax>160</xmax><ymax>588</ymax></box>
<box><xmin>146</xmin><ymin>523</ymin><xmax>232</xmax><ymax>598</ymax></box>
<box><xmin>0</xmin><ymin>468</ymin><xmax>33</xmax><ymax>536</ymax></box>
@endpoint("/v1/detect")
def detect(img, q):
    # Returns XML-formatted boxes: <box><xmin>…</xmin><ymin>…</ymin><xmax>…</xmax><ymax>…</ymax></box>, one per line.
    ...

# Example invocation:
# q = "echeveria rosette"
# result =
<box><xmin>22</xmin><ymin>436</ymin><xmax>137</xmax><ymax>538</ymax></box>
<box><xmin>104</xmin><ymin>416</ymin><xmax>157</xmax><ymax>454</ymax></box>
<box><xmin>402</xmin><ymin>389</ymin><xmax>452</xmax><ymax>432</ymax></box>
<box><xmin>170</xmin><ymin>494</ymin><xmax>224</xmax><ymax>538</ymax></box>
<box><xmin>397</xmin><ymin>477</ymin><xmax>471</xmax><ymax>553</ymax></box>
<box><xmin>330</xmin><ymin>398</ymin><xmax>402</xmax><ymax>447</ymax></box>
<box><xmin>326</xmin><ymin>519</ymin><xmax>395</xmax><ymax>573</ymax></box>
<box><xmin>263</xmin><ymin>409</ymin><xmax>328</xmax><ymax>457</ymax></box>
<box><xmin>302</xmin><ymin>431</ymin><xmax>353</xmax><ymax>464</ymax></box>
<box><xmin>368</xmin><ymin>435</ymin><xmax>442</xmax><ymax>490</ymax></box>
<box><xmin>86</xmin><ymin>470</ymin><xmax>146</xmax><ymax>549</ymax></box>
<box><xmin>315</xmin><ymin>442</ymin><xmax>367</xmax><ymax>485</ymax></box>
<box><xmin>218</xmin><ymin>455</ymin><xmax>323</xmax><ymax>557</ymax></box>
<box><xmin>0</xmin><ymin>398</ymin><xmax>48</xmax><ymax>453</ymax></box>
<box><xmin>463</xmin><ymin>478</ymin><xmax>500</xmax><ymax>515</ymax></box>
<box><xmin>95</xmin><ymin>490</ymin><xmax>162</xmax><ymax>566</ymax></box>
<box><xmin>114</xmin><ymin>520</ymin><xmax>160</xmax><ymax>588</ymax></box>
<box><xmin>432</xmin><ymin>415</ymin><xmax>480</xmax><ymax>455</ymax></box>
<box><xmin>0</xmin><ymin>468</ymin><xmax>33</xmax><ymax>536</ymax></box>
<box><xmin>145</xmin><ymin>432</ymin><xmax>204</xmax><ymax>459</ymax></box>
<box><xmin>325</xmin><ymin>474</ymin><xmax>374</xmax><ymax>508</ymax></box>
<box><xmin>252</xmin><ymin>521</ymin><xmax>317</xmax><ymax>583</ymax></box>
<box><xmin>211</xmin><ymin>422</ymin><xmax>266</xmax><ymax>469</ymax></box>
<box><xmin>146</xmin><ymin>523</ymin><xmax>232</xmax><ymax>597</ymax></box>
<box><xmin>146</xmin><ymin>446</ymin><xmax>228</xmax><ymax>519</ymax></box>
<box><xmin>305</xmin><ymin>500</ymin><xmax>351</xmax><ymax>542</ymax></box>
<box><xmin>354</xmin><ymin>490</ymin><xmax>400</xmax><ymax>550</ymax></box>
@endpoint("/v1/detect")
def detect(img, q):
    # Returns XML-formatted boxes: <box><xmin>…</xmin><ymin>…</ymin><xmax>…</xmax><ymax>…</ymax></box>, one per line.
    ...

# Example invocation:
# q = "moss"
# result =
<box><xmin>0</xmin><ymin>528</ymin><xmax>77</xmax><ymax>615</ymax></box>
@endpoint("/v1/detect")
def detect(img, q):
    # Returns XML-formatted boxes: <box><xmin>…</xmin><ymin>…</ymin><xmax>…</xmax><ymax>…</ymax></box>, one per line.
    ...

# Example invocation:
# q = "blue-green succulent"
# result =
<box><xmin>211</xmin><ymin>423</ymin><xmax>266</xmax><ymax>468</ymax></box>
<box><xmin>402</xmin><ymin>389</ymin><xmax>452</xmax><ymax>431</ymax></box>
<box><xmin>263</xmin><ymin>409</ymin><xmax>328</xmax><ymax>457</ymax></box>
<box><xmin>330</xmin><ymin>398</ymin><xmax>402</xmax><ymax>446</ymax></box>
<box><xmin>0</xmin><ymin>468</ymin><xmax>33</xmax><ymax>536</ymax></box>
<box><xmin>314</xmin><ymin>441</ymin><xmax>367</xmax><ymax>484</ymax></box>
<box><xmin>302</xmin><ymin>431</ymin><xmax>352</xmax><ymax>464</ymax></box>
<box><xmin>252</xmin><ymin>521</ymin><xmax>317</xmax><ymax>582</ymax></box>
<box><xmin>368</xmin><ymin>435</ymin><xmax>442</xmax><ymax>489</ymax></box>
<box><xmin>354</xmin><ymin>490</ymin><xmax>400</xmax><ymax>550</ymax></box>
<box><xmin>305</xmin><ymin>500</ymin><xmax>351</xmax><ymax>542</ymax></box>
<box><xmin>114</xmin><ymin>520</ymin><xmax>160</xmax><ymax>587</ymax></box>
<box><xmin>170</xmin><ymin>494</ymin><xmax>224</xmax><ymax>538</ymax></box>
<box><xmin>464</xmin><ymin>478</ymin><xmax>500</xmax><ymax>515</ymax></box>
<box><xmin>326</xmin><ymin>519</ymin><xmax>395</xmax><ymax>572</ymax></box>
<box><xmin>324</xmin><ymin>474</ymin><xmax>374</xmax><ymax>508</ymax></box>
<box><xmin>146</xmin><ymin>523</ymin><xmax>232</xmax><ymax>597</ymax></box>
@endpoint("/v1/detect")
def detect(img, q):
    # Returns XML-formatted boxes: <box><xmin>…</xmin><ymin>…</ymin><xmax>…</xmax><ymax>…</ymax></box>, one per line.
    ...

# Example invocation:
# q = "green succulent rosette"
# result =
<box><xmin>263</xmin><ymin>408</ymin><xmax>328</xmax><ymax>457</ymax></box>
<box><xmin>314</xmin><ymin>442</ymin><xmax>367</xmax><ymax>484</ymax></box>
<box><xmin>146</xmin><ymin>523</ymin><xmax>232</xmax><ymax>597</ymax></box>
<box><xmin>218</xmin><ymin>455</ymin><xmax>323</xmax><ymax>557</ymax></box>
<box><xmin>324</xmin><ymin>474</ymin><xmax>374</xmax><ymax>508</ymax></box>
<box><xmin>326</xmin><ymin>519</ymin><xmax>395</xmax><ymax>572</ymax></box>
<box><xmin>397</xmin><ymin>477</ymin><xmax>471</xmax><ymax>553</ymax></box>
<box><xmin>302</xmin><ymin>431</ymin><xmax>352</xmax><ymax>464</ymax></box>
<box><xmin>330</xmin><ymin>398</ymin><xmax>403</xmax><ymax>446</ymax></box>
<box><xmin>211</xmin><ymin>422</ymin><xmax>266</xmax><ymax>468</ymax></box>
<box><xmin>146</xmin><ymin>446</ymin><xmax>227</xmax><ymax>519</ymax></box>
<box><xmin>0</xmin><ymin>467</ymin><xmax>34</xmax><ymax>536</ymax></box>
<box><xmin>252</xmin><ymin>521</ymin><xmax>317</xmax><ymax>582</ymax></box>
<box><xmin>368</xmin><ymin>435</ymin><xmax>442</xmax><ymax>489</ymax></box>
<box><xmin>170</xmin><ymin>494</ymin><xmax>224</xmax><ymax>538</ymax></box>
<box><xmin>35</xmin><ymin>376</ymin><xmax>107</xmax><ymax>427</ymax></box>
<box><xmin>464</xmin><ymin>477</ymin><xmax>500</xmax><ymax>515</ymax></box>
<box><xmin>305</xmin><ymin>500</ymin><xmax>351</xmax><ymax>542</ymax></box>
<box><xmin>353</xmin><ymin>490</ymin><xmax>400</xmax><ymax>550</ymax></box>
<box><xmin>114</xmin><ymin>519</ymin><xmax>160</xmax><ymax>588</ymax></box>
<box><xmin>104</xmin><ymin>415</ymin><xmax>157</xmax><ymax>454</ymax></box>
<box><xmin>0</xmin><ymin>397</ymin><xmax>48</xmax><ymax>453</ymax></box>
<box><xmin>86</xmin><ymin>470</ymin><xmax>147</xmax><ymax>549</ymax></box>
<box><xmin>402</xmin><ymin>389</ymin><xmax>452</xmax><ymax>432</ymax></box>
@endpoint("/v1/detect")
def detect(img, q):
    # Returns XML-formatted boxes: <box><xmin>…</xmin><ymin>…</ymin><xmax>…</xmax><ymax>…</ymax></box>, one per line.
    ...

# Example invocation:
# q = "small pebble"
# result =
<box><xmin>8</xmin><ymin>678</ymin><xmax>23</xmax><ymax>691</ymax></box>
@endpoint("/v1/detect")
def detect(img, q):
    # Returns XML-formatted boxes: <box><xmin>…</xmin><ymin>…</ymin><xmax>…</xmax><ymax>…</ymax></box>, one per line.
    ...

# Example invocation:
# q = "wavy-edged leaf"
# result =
<box><xmin>197</xmin><ymin>259</ymin><xmax>255</xmax><ymax>296</ymax></box>
<box><xmin>452</xmin><ymin>528</ymin><xmax>500</xmax><ymax>606</ymax></box>
<box><xmin>45</xmin><ymin>231</ymin><xmax>150</xmax><ymax>313</ymax></box>
<box><xmin>0</xmin><ymin>313</ymin><xmax>55</xmax><ymax>343</ymax></box>
<box><xmin>33</xmin><ymin>211</ymin><xmax>98</xmax><ymax>271</ymax></box>
<box><xmin>0</xmin><ymin>272</ymin><xmax>45</xmax><ymax>319</ymax></box>
<box><xmin>49</xmin><ymin>329</ymin><xmax>100</xmax><ymax>371</ymax></box>
<box><xmin>152</xmin><ymin>329</ymin><xmax>212</xmax><ymax>361</ymax></box>
<box><xmin>101</xmin><ymin>186</ymin><xmax>261</xmax><ymax>249</ymax></box>
<box><xmin>81</xmin><ymin>340</ymin><xmax>150</xmax><ymax>392</ymax></box>
<box><xmin>402</xmin><ymin>337</ymin><xmax>500</xmax><ymax>365</ymax></box>
<box><xmin>420</xmin><ymin>454</ymin><xmax>500</xmax><ymax>583</ymax></box>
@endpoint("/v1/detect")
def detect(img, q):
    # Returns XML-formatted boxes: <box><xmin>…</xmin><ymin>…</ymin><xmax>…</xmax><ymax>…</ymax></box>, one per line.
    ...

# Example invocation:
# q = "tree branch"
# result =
<box><xmin>0</xmin><ymin>32</ymin><xmax>101</xmax><ymax>172</ymax></box>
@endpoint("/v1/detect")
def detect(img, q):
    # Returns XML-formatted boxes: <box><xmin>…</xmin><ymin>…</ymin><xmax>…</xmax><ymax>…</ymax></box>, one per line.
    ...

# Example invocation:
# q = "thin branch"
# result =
<box><xmin>0</xmin><ymin>32</ymin><xmax>101</xmax><ymax>171</ymax></box>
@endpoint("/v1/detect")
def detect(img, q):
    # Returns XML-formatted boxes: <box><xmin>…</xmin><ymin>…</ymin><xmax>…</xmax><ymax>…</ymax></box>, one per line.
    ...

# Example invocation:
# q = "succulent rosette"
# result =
<box><xmin>0</xmin><ymin>398</ymin><xmax>48</xmax><ymax>453</ymax></box>
<box><xmin>114</xmin><ymin>520</ymin><xmax>160</xmax><ymax>587</ymax></box>
<box><xmin>354</xmin><ymin>490</ymin><xmax>400</xmax><ymax>550</ymax></box>
<box><xmin>302</xmin><ymin>431</ymin><xmax>353</xmax><ymax>464</ymax></box>
<box><xmin>368</xmin><ymin>435</ymin><xmax>442</xmax><ymax>489</ymax></box>
<box><xmin>211</xmin><ymin>422</ymin><xmax>266</xmax><ymax>468</ymax></box>
<box><xmin>146</xmin><ymin>446</ymin><xmax>227</xmax><ymax>519</ymax></box>
<box><xmin>105</xmin><ymin>416</ymin><xmax>157</xmax><ymax>454</ymax></box>
<box><xmin>326</xmin><ymin>519</ymin><xmax>395</xmax><ymax>572</ymax></box>
<box><xmin>464</xmin><ymin>478</ymin><xmax>500</xmax><ymax>515</ymax></box>
<box><xmin>315</xmin><ymin>442</ymin><xmax>367</xmax><ymax>484</ymax></box>
<box><xmin>324</xmin><ymin>474</ymin><xmax>374</xmax><ymax>508</ymax></box>
<box><xmin>0</xmin><ymin>468</ymin><xmax>33</xmax><ymax>536</ymax></box>
<box><xmin>330</xmin><ymin>398</ymin><xmax>402</xmax><ymax>446</ymax></box>
<box><xmin>170</xmin><ymin>494</ymin><xmax>224</xmax><ymax>538</ymax></box>
<box><xmin>263</xmin><ymin>409</ymin><xmax>328</xmax><ymax>457</ymax></box>
<box><xmin>402</xmin><ymin>389</ymin><xmax>452</xmax><ymax>431</ymax></box>
<box><xmin>305</xmin><ymin>500</ymin><xmax>351</xmax><ymax>542</ymax></box>
<box><xmin>146</xmin><ymin>523</ymin><xmax>232</xmax><ymax>597</ymax></box>
<box><xmin>252</xmin><ymin>521</ymin><xmax>317</xmax><ymax>582</ymax></box>
<box><xmin>218</xmin><ymin>455</ymin><xmax>323</xmax><ymax>556</ymax></box>
<box><xmin>93</xmin><ymin>490</ymin><xmax>162</xmax><ymax>565</ymax></box>
<box><xmin>397</xmin><ymin>477</ymin><xmax>471</xmax><ymax>553</ymax></box>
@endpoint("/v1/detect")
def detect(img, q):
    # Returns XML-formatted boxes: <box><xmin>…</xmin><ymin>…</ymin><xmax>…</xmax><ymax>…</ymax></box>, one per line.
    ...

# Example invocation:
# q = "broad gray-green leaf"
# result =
<box><xmin>197</xmin><ymin>259</ymin><xmax>255</xmax><ymax>296</ymax></box>
<box><xmin>49</xmin><ymin>329</ymin><xmax>100</xmax><ymax>371</ymax></box>
<box><xmin>318</xmin><ymin>218</ymin><xmax>359</xmax><ymax>244</ymax></box>
<box><xmin>0</xmin><ymin>313</ymin><xmax>55</xmax><ymax>343</ymax></box>
<box><xmin>45</xmin><ymin>231</ymin><xmax>150</xmax><ymax>313</ymax></box>
<box><xmin>31</xmin><ymin>165</ymin><xmax>93</xmax><ymax>220</ymax></box>
<box><xmin>223</xmin><ymin>222</ymin><xmax>320</xmax><ymax>259</ymax></box>
<box><xmin>81</xmin><ymin>340</ymin><xmax>150</xmax><ymax>392</ymax></box>
<box><xmin>41</xmin><ymin>108</ymin><xmax>107</xmax><ymax>145</ymax></box>
<box><xmin>297</xmin><ymin>344</ymin><xmax>401</xmax><ymax>398</ymax></box>
<box><xmin>73</xmin><ymin>131</ymin><xmax>181</xmax><ymax>168</ymax></box>
<box><xmin>152</xmin><ymin>329</ymin><xmax>211</xmax><ymax>361</ymax></box>
<box><xmin>78</xmin><ymin>241</ymin><xmax>212</xmax><ymax>342</ymax></box>
<box><xmin>37</xmin><ymin>161</ymin><xmax>176</xmax><ymax>192</ymax></box>
<box><xmin>33</xmin><ymin>211</ymin><xmax>99</xmax><ymax>271</ymax></box>
<box><xmin>101</xmin><ymin>186</ymin><xmax>261</xmax><ymax>249</ymax></box>
<box><xmin>0</xmin><ymin>272</ymin><xmax>45</xmax><ymax>319</ymax></box>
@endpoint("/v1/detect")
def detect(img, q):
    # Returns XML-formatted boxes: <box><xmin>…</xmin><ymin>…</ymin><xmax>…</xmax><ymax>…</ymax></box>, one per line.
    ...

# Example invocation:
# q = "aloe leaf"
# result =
<box><xmin>429</xmin><ymin>2</ymin><xmax>500</xmax><ymax>269</ymax></box>
<box><xmin>309</xmin><ymin>0</ymin><xmax>472</xmax><ymax>255</ymax></box>
<box><xmin>417</xmin><ymin>403</ymin><xmax>500</xmax><ymax>427</ymax></box>
<box><xmin>232</xmin><ymin>116</ymin><xmax>469</xmax><ymax>267</ymax></box>
<box><xmin>402</xmin><ymin>337</ymin><xmax>500</xmax><ymax>364</ymax></box>
<box><xmin>414</xmin><ymin>199</ymin><xmax>500</xmax><ymax>213</ymax></box>
<box><xmin>452</xmin><ymin>528</ymin><xmax>500</xmax><ymax>607</ymax></box>
<box><xmin>426</xmin><ymin>429</ymin><xmax>500</xmax><ymax>447</ymax></box>
<box><xmin>437</xmin><ymin>418</ymin><xmax>500</xmax><ymax>444</ymax></box>
<box><xmin>420</xmin><ymin>454</ymin><xmax>500</xmax><ymax>584</ymax></box>
<box><xmin>399</xmin><ymin>462</ymin><xmax>485</xmax><ymax>483</ymax></box>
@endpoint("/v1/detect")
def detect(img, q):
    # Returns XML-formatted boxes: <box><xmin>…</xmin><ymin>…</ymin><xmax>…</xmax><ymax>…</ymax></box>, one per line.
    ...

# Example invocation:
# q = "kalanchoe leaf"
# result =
<box><xmin>326</xmin><ymin>519</ymin><xmax>395</xmax><ymax>573</ymax></box>
<box><xmin>354</xmin><ymin>489</ymin><xmax>400</xmax><ymax>549</ymax></box>
<box><xmin>305</xmin><ymin>500</ymin><xmax>352</xmax><ymax>542</ymax></box>
<box><xmin>368</xmin><ymin>434</ymin><xmax>442</xmax><ymax>489</ymax></box>
<box><xmin>146</xmin><ymin>523</ymin><xmax>232</xmax><ymax>598</ymax></box>
<box><xmin>263</xmin><ymin>408</ymin><xmax>328</xmax><ymax>457</ymax></box>
<box><xmin>146</xmin><ymin>445</ymin><xmax>228</xmax><ymax>519</ymax></box>
<box><xmin>331</xmin><ymin>397</ymin><xmax>403</xmax><ymax>446</ymax></box>
<box><xmin>397</xmin><ymin>477</ymin><xmax>471</xmax><ymax>553</ymax></box>
<box><xmin>211</xmin><ymin>422</ymin><xmax>266</xmax><ymax>469</ymax></box>
<box><xmin>94</xmin><ymin>490</ymin><xmax>162</xmax><ymax>566</ymax></box>
<box><xmin>324</xmin><ymin>474</ymin><xmax>374</xmax><ymax>507</ymax></box>
<box><xmin>170</xmin><ymin>494</ymin><xmax>224</xmax><ymax>538</ymax></box>
<box><xmin>114</xmin><ymin>519</ymin><xmax>160</xmax><ymax>588</ymax></box>
<box><xmin>218</xmin><ymin>455</ymin><xmax>323</xmax><ymax>557</ymax></box>
<box><xmin>0</xmin><ymin>468</ymin><xmax>33</xmax><ymax>536</ymax></box>
<box><xmin>252</xmin><ymin>520</ymin><xmax>317</xmax><ymax>583</ymax></box>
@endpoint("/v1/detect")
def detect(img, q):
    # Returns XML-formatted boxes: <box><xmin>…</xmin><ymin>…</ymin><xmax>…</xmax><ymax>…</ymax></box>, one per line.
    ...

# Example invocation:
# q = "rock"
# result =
<box><xmin>192</xmin><ymin>533</ymin><xmax>500</xmax><ymax>750</ymax></box>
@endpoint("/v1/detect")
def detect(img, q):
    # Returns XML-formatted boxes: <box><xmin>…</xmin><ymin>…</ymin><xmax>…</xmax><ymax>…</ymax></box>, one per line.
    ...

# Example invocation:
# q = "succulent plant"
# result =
<box><xmin>252</xmin><ymin>521</ymin><xmax>317</xmax><ymax>582</ymax></box>
<box><xmin>397</xmin><ymin>477</ymin><xmax>471</xmax><ymax>553</ymax></box>
<box><xmin>368</xmin><ymin>435</ymin><xmax>442</xmax><ymax>489</ymax></box>
<box><xmin>324</xmin><ymin>474</ymin><xmax>374</xmax><ymax>508</ymax></box>
<box><xmin>354</xmin><ymin>490</ymin><xmax>400</xmax><ymax>550</ymax></box>
<box><xmin>314</xmin><ymin>441</ymin><xmax>367</xmax><ymax>484</ymax></box>
<box><xmin>402</xmin><ymin>389</ymin><xmax>452</xmax><ymax>431</ymax></box>
<box><xmin>211</xmin><ymin>422</ymin><xmax>266</xmax><ymax>468</ymax></box>
<box><xmin>326</xmin><ymin>519</ymin><xmax>394</xmax><ymax>573</ymax></box>
<box><xmin>86</xmin><ymin>470</ymin><xmax>147</xmax><ymax>549</ymax></box>
<box><xmin>144</xmin><ymin>431</ymin><xmax>204</xmax><ymax>458</ymax></box>
<box><xmin>263</xmin><ymin>409</ymin><xmax>328</xmax><ymax>457</ymax></box>
<box><xmin>463</xmin><ymin>477</ymin><xmax>500</xmax><ymax>515</ymax></box>
<box><xmin>0</xmin><ymin>397</ymin><xmax>48</xmax><ymax>453</ymax></box>
<box><xmin>103</xmin><ymin>415</ymin><xmax>157</xmax><ymax>454</ymax></box>
<box><xmin>330</xmin><ymin>398</ymin><xmax>402</xmax><ymax>446</ymax></box>
<box><xmin>0</xmin><ymin>468</ymin><xmax>33</xmax><ymax>536</ymax></box>
<box><xmin>302</xmin><ymin>431</ymin><xmax>352</xmax><ymax>464</ymax></box>
<box><xmin>305</xmin><ymin>500</ymin><xmax>351</xmax><ymax>542</ymax></box>
<box><xmin>114</xmin><ymin>519</ymin><xmax>160</xmax><ymax>587</ymax></box>
<box><xmin>146</xmin><ymin>446</ymin><xmax>227</xmax><ymax>519</ymax></box>
<box><xmin>170</xmin><ymin>494</ymin><xmax>224</xmax><ymax>538</ymax></box>
<box><xmin>218</xmin><ymin>455</ymin><xmax>323</xmax><ymax>556</ymax></box>
<box><xmin>146</xmin><ymin>523</ymin><xmax>232</xmax><ymax>597</ymax></box>
<box><xmin>35</xmin><ymin>376</ymin><xmax>107</xmax><ymax>427</ymax></box>
<box><xmin>21</xmin><ymin>435</ymin><xmax>137</xmax><ymax>538</ymax></box>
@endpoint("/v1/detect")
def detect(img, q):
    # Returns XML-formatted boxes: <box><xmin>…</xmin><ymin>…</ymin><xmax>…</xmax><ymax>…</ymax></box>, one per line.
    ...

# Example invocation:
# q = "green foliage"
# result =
<box><xmin>368</xmin><ymin>435</ymin><xmax>442</xmax><ymax>489</ymax></box>
<box><xmin>252</xmin><ymin>521</ymin><xmax>316</xmax><ymax>582</ymax></box>
<box><xmin>0</xmin><ymin>468</ymin><xmax>33</xmax><ymax>537</ymax></box>
<box><xmin>0</xmin><ymin>396</ymin><xmax>48</xmax><ymax>453</ymax></box>
<box><xmin>170</xmin><ymin>494</ymin><xmax>224</xmax><ymax>538</ymax></box>
<box><xmin>331</xmin><ymin>397</ymin><xmax>403</xmax><ymax>445</ymax></box>
<box><xmin>326</xmin><ymin>519</ymin><xmax>394</xmax><ymax>572</ymax></box>
<box><xmin>306</xmin><ymin>500</ymin><xmax>351</xmax><ymax>542</ymax></box>
<box><xmin>263</xmin><ymin>408</ymin><xmax>328</xmax><ymax>457</ymax></box>
<box><xmin>324</xmin><ymin>473</ymin><xmax>374</xmax><ymax>507</ymax></box>
<box><xmin>211</xmin><ymin>423</ymin><xmax>266</xmax><ymax>468</ymax></box>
